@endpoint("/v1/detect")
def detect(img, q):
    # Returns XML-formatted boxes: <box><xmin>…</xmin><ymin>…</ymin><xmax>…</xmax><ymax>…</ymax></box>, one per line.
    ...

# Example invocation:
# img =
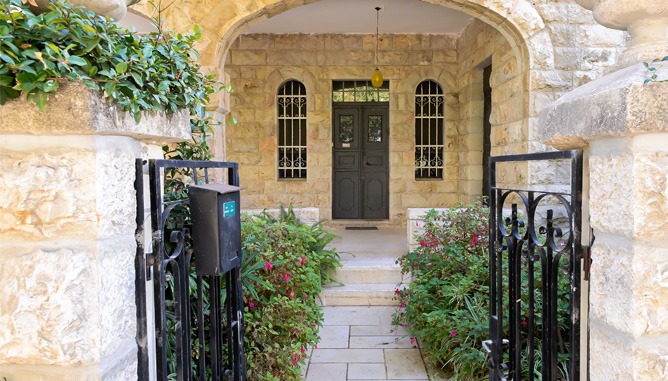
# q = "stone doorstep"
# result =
<box><xmin>320</xmin><ymin>283</ymin><xmax>400</xmax><ymax>306</ymax></box>
<box><xmin>329</xmin><ymin>264</ymin><xmax>404</xmax><ymax>284</ymax></box>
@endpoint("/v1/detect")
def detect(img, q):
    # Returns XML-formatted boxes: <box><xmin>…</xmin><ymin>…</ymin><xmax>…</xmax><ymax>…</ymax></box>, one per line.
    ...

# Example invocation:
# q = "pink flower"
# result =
<box><xmin>410</xmin><ymin>337</ymin><xmax>415</xmax><ymax>345</ymax></box>
<box><xmin>301</xmin><ymin>255</ymin><xmax>306</xmax><ymax>265</ymax></box>
<box><xmin>416</xmin><ymin>222</ymin><xmax>418</xmax><ymax>226</ymax></box>
<box><xmin>521</xmin><ymin>320</ymin><xmax>527</xmax><ymax>326</ymax></box>
<box><xmin>265</xmin><ymin>262</ymin><xmax>273</xmax><ymax>269</ymax></box>
<box><xmin>395</xmin><ymin>289</ymin><xmax>401</xmax><ymax>294</ymax></box>
<box><xmin>451</xmin><ymin>331</ymin><xmax>457</xmax><ymax>337</ymax></box>
<box><xmin>285</xmin><ymin>273</ymin><xmax>290</xmax><ymax>282</ymax></box>
<box><xmin>249</xmin><ymin>302</ymin><xmax>255</xmax><ymax>308</ymax></box>
<box><xmin>419</xmin><ymin>240</ymin><xmax>426</xmax><ymax>247</ymax></box>
<box><xmin>471</xmin><ymin>235</ymin><xmax>479</xmax><ymax>245</ymax></box>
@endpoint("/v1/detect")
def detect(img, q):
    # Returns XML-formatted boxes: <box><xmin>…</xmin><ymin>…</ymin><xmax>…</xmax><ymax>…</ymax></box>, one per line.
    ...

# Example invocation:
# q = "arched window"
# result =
<box><xmin>277</xmin><ymin>80</ymin><xmax>307</xmax><ymax>179</ymax></box>
<box><xmin>415</xmin><ymin>80</ymin><xmax>444</xmax><ymax>179</ymax></box>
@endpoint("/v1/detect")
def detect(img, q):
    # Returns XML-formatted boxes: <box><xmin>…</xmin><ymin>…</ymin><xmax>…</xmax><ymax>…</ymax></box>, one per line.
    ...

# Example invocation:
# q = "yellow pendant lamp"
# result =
<box><xmin>371</xmin><ymin>7</ymin><xmax>383</xmax><ymax>88</ymax></box>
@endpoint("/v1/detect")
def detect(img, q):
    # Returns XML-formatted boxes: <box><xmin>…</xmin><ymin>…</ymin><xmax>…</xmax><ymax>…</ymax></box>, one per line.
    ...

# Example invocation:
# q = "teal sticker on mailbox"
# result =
<box><xmin>223</xmin><ymin>201</ymin><xmax>235</xmax><ymax>217</ymax></box>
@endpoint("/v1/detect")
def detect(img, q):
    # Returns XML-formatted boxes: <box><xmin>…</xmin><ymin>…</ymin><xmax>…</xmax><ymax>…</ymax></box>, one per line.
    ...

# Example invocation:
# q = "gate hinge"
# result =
<box><xmin>146</xmin><ymin>252</ymin><xmax>155</xmax><ymax>281</ymax></box>
<box><xmin>582</xmin><ymin>230</ymin><xmax>595</xmax><ymax>281</ymax></box>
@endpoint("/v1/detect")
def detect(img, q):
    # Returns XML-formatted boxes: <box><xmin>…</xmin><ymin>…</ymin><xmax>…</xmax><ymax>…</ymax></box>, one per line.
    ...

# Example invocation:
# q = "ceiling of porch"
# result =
<box><xmin>243</xmin><ymin>0</ymin><xmax>474</xmax><ymax>35</ymax></box>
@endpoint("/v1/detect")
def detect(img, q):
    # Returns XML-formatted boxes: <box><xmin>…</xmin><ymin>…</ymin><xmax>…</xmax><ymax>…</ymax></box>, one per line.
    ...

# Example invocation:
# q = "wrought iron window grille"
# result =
<box><xmin>415</xmin><ymin>80</ymin><xmax>444</xmax><ymax>179</ymax></box>
<box><xmin>278</xmin><ymin>80</ymin><xmax>307</xmax><ymax>179</ymax></box>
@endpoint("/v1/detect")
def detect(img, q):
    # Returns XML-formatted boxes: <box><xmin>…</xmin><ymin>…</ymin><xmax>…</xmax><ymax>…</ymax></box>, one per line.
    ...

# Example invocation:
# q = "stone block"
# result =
<box><xmin>95</xmin><ymin>138</ymin><xmax>138</xmax><ymax>240</ymax></box>
<box><xmin>0</xmin><ymin>147</ymin><xmax>97</xmax><ymax>242</ymax></box>
<box><xmin>581</xmin><ymin>48</ymin><xmax>617</xmax><ymax>71</ymax></box>
<box><xmin>0</xmin><ymin>83</ymin><xmax>190</xmax><ymax>143</ymax></box>
<box><xmin>0</xmin><ymin>246</ymin><xmax>99</xmax><ymax>366</ymax></box>
<box><xmin>576</xmin><ymin>24</ymin><xmax>626</xmax><ymax>47</ymax></box>
<box><xmin>97</xmin><ymin>236</ymin><xmax>137</xmax><ymax>360</ymax></box>
<box><xmin>589</xmin><ymin>322</ymin><xmax>634</xmax><ymax>381</ymax></box>
<box><xmin>230</xmin><ymin>49</ymin><xmax>267</xmax><ymax>65</ymax></box>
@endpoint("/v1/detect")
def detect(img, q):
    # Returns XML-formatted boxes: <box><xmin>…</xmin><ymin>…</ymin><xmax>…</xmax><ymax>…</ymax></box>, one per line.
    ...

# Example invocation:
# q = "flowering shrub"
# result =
<box><xmin>394</xmin><ymin>203</ymin><xmax>490</xmax><ymax>380</ymax></box>
<box><xmin>241</xmin><ymin>207</ymin><xmax>341</xmax><ymax>380</ymax></box>
<box><xmin>394</xmin><ymin>202</ymin><xmax>573</xmax><ymax>379</ymax></box>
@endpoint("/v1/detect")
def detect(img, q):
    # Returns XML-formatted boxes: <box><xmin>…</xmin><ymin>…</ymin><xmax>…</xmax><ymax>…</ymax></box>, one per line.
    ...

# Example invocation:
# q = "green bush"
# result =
<box><xmin>394</xmin><ymin>203</ymin><xmax>490</xmax><ymax>380</ymax></box>
<box><xmin>394</xmin><ymin>203</ymin><xmax>572</xmax><ymax>380</ymax></box>
<box><xmin>0</xmin><ymin>0</ymin><xmax>223</xmax><ymax>162</ymax></box>
<box><xmin>241</xmin><ymin>207</ymin><xmax>342</xmax><ymax>380</ymax></box>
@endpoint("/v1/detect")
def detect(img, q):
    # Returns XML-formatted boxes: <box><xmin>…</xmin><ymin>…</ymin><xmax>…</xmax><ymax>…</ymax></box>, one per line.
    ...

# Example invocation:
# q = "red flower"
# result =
<box><xmin>265</xmin><ymin>262</ymin><xmax>273</xmax><ymax>269</ymax></box>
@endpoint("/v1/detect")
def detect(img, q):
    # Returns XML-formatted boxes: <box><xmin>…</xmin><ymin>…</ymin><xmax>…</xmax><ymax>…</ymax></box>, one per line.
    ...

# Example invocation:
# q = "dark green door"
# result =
<box><xmin>332</xmin><ymin>104</ymin><xmax>389</xmax><ymax>219</ymax></box>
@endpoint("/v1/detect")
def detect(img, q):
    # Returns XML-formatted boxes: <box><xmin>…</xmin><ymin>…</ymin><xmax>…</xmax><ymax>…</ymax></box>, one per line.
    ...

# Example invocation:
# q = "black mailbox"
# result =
<box><xmin>189</xmin><ymin>183</ymin><xmax>243</xmax><ymax>276</ymax></box>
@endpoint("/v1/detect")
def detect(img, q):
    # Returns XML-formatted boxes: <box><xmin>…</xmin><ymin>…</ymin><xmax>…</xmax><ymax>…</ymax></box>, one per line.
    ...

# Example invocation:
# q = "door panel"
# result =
<box><xmin>333</xmin><ymin>104</ymin><xmax>389</xmax><ymax>219</ymax></box>
<box><xmin>333</xmin><ymin>171</ymin><xmax>360</xmax><ymax>219</ymax></box>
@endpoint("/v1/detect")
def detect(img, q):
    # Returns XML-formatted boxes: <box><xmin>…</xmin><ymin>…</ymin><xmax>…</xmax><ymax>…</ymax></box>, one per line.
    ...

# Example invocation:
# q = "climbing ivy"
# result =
<box><xmin>643</xmin><ymin>56</ymin><xmax>668</xmax><ymax>83</ymax></box>
<box><xmin>0</xmin><ymin>0</ymin><xmax>231</xmax><ymax>160</ymax></box>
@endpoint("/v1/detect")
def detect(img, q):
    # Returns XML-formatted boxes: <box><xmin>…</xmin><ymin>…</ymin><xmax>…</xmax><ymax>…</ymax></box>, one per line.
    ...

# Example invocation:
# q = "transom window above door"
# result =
<box><xmin>332</xmin><ymin>80</ymin><xmax>389</xmax><ymax>103</ymax></box>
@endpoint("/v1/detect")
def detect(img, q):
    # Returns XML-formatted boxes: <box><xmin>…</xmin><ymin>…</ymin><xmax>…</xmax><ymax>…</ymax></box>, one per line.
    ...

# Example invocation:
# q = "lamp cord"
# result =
<box><xmin>375</xmin><ymin>7</ymin><xmax>380</xmax><ymax>69</ymax></box>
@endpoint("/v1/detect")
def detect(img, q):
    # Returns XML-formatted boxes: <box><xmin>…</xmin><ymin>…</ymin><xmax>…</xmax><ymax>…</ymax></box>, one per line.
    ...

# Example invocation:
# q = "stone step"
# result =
<box><xmin>320</xmin><ymin>283</ymin><xmax>399</xmax><ymax>306</ymax></box>
<box><xmin>329</xmin><ymin>264</ymin><xmax>405</xmax><ymax>284</ymax></box>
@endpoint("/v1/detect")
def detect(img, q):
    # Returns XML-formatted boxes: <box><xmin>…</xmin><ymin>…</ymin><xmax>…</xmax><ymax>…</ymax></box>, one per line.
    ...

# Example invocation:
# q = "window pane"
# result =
<box><xmin>340</xmin><ymin>115</ymin><xmax>354</xmax><ymax>143</ymax></box>
<box><xmin>368</xmin><ymin>115</ymin><xmax>382</xmax><ymax>142</ymax></box>
<box><xmin>414</xmin><ymin>80</ymin><xmax>444</xmax><ymax>179</ymax></box>
<box><xmin>278</xmin><ymin>80</ymin><xmax>307</xmax><ymax>179</ymax></box>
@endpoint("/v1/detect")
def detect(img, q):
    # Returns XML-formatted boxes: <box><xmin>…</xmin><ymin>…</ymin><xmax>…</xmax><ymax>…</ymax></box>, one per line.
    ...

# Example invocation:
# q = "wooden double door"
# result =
<box><xmin>332</xmin><ymin>104</ymin><xmax>389</xmax><ymax>219</ymax></box>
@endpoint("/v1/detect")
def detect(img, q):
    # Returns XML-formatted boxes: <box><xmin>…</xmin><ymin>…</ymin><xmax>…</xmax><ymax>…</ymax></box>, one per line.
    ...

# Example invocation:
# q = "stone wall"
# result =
<box><xmin>225</xmin><ymin>33</ymin><xmax>465</xmax><ymax>222</ymax></box>
<box><xmin>0</xmin><ymin>83</ymin><xmax>190</xmax><ymax>380</ymax></box>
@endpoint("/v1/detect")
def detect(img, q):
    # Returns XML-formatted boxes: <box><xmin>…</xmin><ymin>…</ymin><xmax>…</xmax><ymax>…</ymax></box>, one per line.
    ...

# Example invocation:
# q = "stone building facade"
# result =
<box><xmin>216</xmin><ymin>4</ymin><xmax>625</xmax><ymax>222</ymax></box>
<box><xmin>2</xmin><ymin>0</ymin><xmax>667</xmax><ymax>379</ymax></box>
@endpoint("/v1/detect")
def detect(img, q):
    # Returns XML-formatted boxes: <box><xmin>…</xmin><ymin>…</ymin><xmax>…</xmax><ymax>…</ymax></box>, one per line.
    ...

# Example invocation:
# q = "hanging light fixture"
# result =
<box><xmin>371</xmin><ymin>6</ymin><xmax>383</xmax><ymax>88</ymax></box>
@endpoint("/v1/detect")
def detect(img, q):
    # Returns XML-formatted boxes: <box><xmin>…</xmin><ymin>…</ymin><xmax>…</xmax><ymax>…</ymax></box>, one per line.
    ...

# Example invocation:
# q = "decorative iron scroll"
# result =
<box><xmin>415</xmin><ymin>80</ymin><xmax>444</xmax><ymax>179</ymax></box>
<box><xmin>134</xmin><ymin>159</ymin><xmax>246</xmax><ymax>381</ymax></box>
<box><xmin>278</xmin><ymin>80</ymin><xmax>307</xmax><ymax>179</ymax></box>
<box><xmin>486</xmin><ymin>150</ymin><xmax>583</xmax><ymax>381</ymax></box>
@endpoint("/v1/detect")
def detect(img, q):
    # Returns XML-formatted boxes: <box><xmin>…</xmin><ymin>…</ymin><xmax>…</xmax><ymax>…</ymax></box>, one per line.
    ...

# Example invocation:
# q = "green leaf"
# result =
<box><xmin>115</xmin><ymin>62</ymin><xmax>128</xmax><ymax>74</ymax></box>
<box><xmin>43</xmin><ymin>80</ymin><xmax>60</xmax><ymax>92</ymax></box>
<box><xmin>131</xmin><ymin>72</ymin><xmax>143</xmax><ymax>87</ymax></box>
<box><xmin>67</xmin><ymin>56</ymin><xmax>88</xmax><ymax>66</ymax></box>
<box><xmin>28</xmin><ymin>89</ymin><xmax>48</xmax><ymax>111</ymax></box>
<box><xmin>643</xmin><ymin>61</ymin><xmax>650</xmax><ymax>68</ymax></box>
<box><xmin>0</xmin><ymin>75</ymin><xmax>13</xmax><ymax>87</ymax></box>
<box><xmin>0</xmin><ymin>54</ymin><xmax>15</xmax><ymax>64</ymax></box>
<box><xmin>0</xmin><ymin>86</ymin><xmax>20</xmax><ymax>105</ymax></box>
<box><xmin>80</xmin><ymin>37</ymin><xmax>101</xmax><ymax>53</ymax></box>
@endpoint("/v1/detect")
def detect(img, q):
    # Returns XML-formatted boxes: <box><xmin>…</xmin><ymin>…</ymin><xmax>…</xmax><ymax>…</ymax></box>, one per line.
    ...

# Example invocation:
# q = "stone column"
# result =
<box><xmin>540</xmin><ymin>1</ymin><xmax>668</xmax><ymax>379</ymax></box>
<box><xmin>0</xmin><ymin>83</ymin><xmax>190</xmax><ymax>380</ymax></box>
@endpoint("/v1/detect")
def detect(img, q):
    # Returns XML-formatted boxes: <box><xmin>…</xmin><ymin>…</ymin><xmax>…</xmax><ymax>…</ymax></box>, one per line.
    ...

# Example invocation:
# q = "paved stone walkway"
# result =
<box><xmin>304</xmin><ymin>306</ymin><xmax>429</xmax><ymax>380</ymax></box>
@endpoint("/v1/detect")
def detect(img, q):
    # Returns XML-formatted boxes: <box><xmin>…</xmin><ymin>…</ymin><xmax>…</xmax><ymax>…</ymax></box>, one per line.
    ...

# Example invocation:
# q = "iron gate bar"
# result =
<box><xmin>134</xmin><ymin>159</ymin><xmax>245</xmax><ymax>381</ymax></box>
<box><xmin>487</xmin><ymin>150</ymin><xmax>583</xmax><ymax>381</ymax></box>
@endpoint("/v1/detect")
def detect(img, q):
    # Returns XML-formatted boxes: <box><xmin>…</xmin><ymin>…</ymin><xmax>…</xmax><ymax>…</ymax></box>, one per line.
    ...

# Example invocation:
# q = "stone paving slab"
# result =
<box><xmin>311</xmin><ymin>348</ymin><xmax>385</xmax><ymax>363</ymax></box>
<box><xmin>319</xmin><ymin>325</ymin><xmax>351</xmax><ymax>348</ymax></box>
<box><xmin>348</xmin><ymin>363</ymin><xmax>387</xmax><ymax>379</ymax></box>
<box><xmin>306</xmin><ymin>363</ymin><xmax>347</xmax><ymax>381</ymax></box>
<box><xmin>306</xmin><ymin>306</ymin><xmax>430</xmax><ymax>380</ymax></box>
<box><xmin>385</xmin><ymin>349</ymin><xmax>429</xmax><ymax>380</ymax></box>
<box><xmin>349</xmin><ymin>335</ymin><xmax>414</xmax><ymax>349</ymax></box>
<box><xmin>350</xmin><ymin>325</ymin><xmax>382</xmax><ymax>336</ymax></box>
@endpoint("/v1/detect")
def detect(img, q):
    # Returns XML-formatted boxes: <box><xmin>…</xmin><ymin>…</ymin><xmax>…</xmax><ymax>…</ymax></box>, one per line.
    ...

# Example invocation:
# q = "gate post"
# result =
<box><xmin>539</xmin><ymin>3</ymin><xmax>668</xmax><ymax>378</ymax></box>
<box><xmin>0</xmin><ymin>83</ymin><xmax>190</xmax><ymax>379</ymax></box>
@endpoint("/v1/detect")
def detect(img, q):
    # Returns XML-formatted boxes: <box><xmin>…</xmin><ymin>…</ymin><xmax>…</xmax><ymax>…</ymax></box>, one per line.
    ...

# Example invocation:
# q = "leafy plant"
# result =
<box><xmin>394</xmin><ymin>203</ymin><xmax>572</xmax><ymax>380</ymax></box>
<box><xmin>241</xmin><ymin>211</ymin><xmax>342</xmax><ymax>380</ymax></box>
<box><xmin>643</xmin><ymin>56</ymin><xmax>668</xmax><ymax>83</ymax></box>
<box><xmin>0</xmin><ymin>0</ymin><xmax>230</xmax><ymax>163</ymax></box>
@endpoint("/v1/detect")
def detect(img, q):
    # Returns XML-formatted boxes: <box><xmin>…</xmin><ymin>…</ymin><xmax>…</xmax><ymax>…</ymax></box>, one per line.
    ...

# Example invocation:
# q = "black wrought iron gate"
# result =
<box><xmin>485</xmin><ymin>150</ymin><xmax>587</xmax><ymax>381</ymax></box>
<box><xmin>134</xmin><ymin>159</ymin><xmax>246</xmax><ymax>381</ymax></box>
